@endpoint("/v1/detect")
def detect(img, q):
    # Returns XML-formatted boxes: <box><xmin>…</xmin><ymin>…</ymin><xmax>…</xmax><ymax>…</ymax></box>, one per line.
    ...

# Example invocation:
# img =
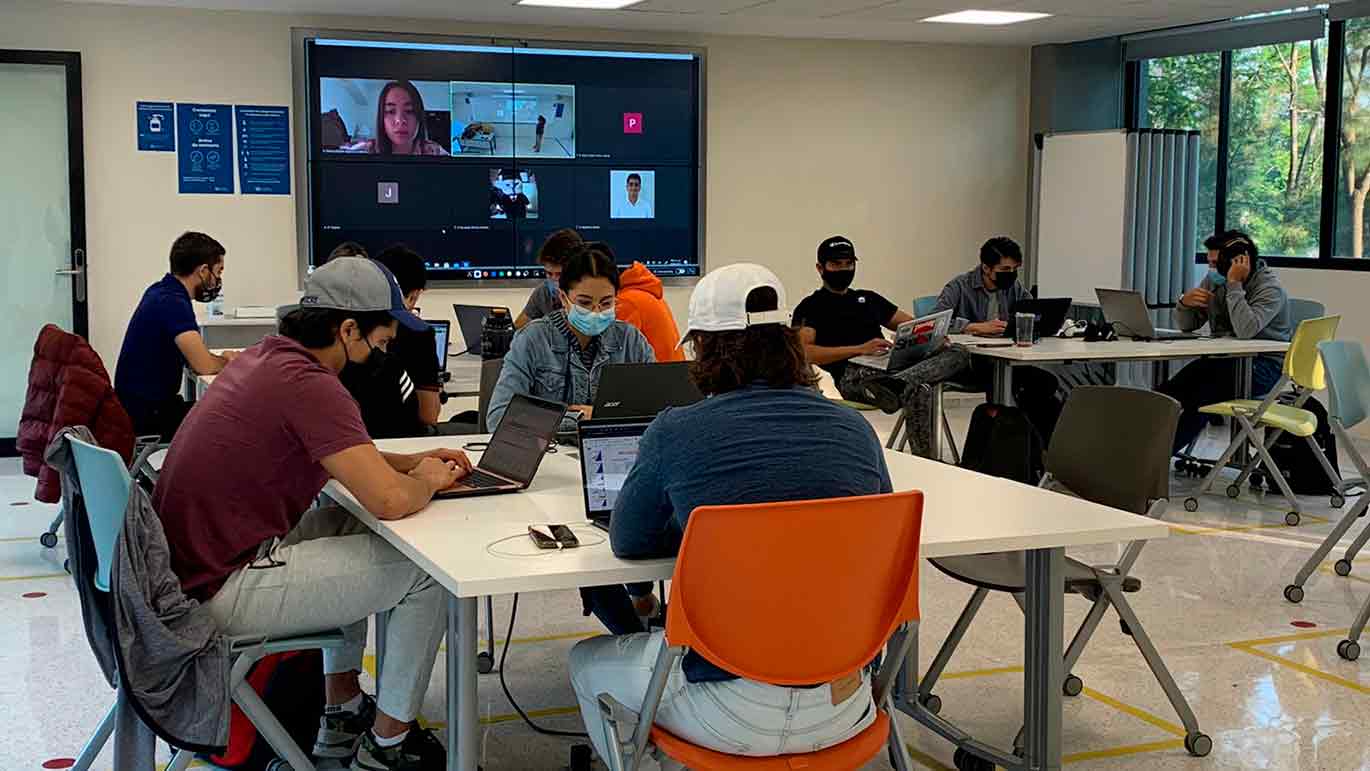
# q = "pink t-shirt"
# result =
<box><xmin>153</xmin><ymin>335</ymin><xmax>371</xmax><ymax>600</ymax></box>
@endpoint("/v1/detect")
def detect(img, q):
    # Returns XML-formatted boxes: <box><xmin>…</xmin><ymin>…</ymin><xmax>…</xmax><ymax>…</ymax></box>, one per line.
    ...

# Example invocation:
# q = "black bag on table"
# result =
<box><xmin>959</xmin><ymin>402</ymin><xmax>1044</xmax><ymax>485</ymax></box>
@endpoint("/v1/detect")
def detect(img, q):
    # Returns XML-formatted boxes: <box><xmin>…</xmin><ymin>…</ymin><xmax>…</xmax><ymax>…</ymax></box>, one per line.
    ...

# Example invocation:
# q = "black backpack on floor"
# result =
<box><xmin>1268</xmin><ymin>395</ymin><xmax>1339</xmax><ymax>495</ymax></box>
<box><xmin>959</xmin><ymin>403</ymin><xmax>1044</xmax><ymax>485</ymax></box>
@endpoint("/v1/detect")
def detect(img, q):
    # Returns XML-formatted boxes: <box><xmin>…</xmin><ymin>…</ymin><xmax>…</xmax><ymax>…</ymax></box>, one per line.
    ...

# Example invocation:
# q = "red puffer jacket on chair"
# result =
<box><xmin>17</xmin><ymin>324</ymin><xmax>135</xmax><ymax>503</ymax></box>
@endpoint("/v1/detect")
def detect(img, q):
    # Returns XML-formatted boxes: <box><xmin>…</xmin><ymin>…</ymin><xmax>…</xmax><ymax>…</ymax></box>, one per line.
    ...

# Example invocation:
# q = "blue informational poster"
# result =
<box><xmin>136</xmin><ymin>101</ymin><xmax>175</xmax><ymax>151</ymax></box>
<box><xmin>235</xmin><ymin>105</ymin><xmax>291</xmax><ymax>195</ymax></box>
<box><xmin>176</xmin><ymin>103</ymin><xmax>234</xmax><ymax>194</ymax></box>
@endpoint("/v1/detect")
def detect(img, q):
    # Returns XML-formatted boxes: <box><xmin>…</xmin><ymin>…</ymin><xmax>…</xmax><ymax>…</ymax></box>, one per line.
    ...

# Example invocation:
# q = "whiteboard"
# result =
<box><xmin>1036</xmin><ymin>131</ymin><xmax>1129</xmax><ymax>304</ymax></box>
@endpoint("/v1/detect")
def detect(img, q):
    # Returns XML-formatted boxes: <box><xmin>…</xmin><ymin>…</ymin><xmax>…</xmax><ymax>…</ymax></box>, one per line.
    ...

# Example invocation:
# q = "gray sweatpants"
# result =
<box><xmin>839</xmin><ymin>345</ymin><xmax>973</xmax><ymax>458</ymax></box>
<box><xmin>205</xmin><ymin>506</ymin><xmax>445</xmax><ymax>722</ymax></box>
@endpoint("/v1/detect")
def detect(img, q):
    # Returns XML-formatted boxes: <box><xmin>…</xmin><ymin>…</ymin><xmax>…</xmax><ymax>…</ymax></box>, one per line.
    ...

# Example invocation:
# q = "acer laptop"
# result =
<box><xmin>590</xmin><ymin>362</ymin><xmax>704</xmax><ymax>421</ymax></box>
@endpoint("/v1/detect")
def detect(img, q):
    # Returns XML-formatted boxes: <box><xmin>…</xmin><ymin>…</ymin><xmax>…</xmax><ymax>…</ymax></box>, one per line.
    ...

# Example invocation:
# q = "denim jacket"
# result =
<box><xmin>486</xmin><ymin>312</ymin><xmax>656</xmax><ymax>431</ymax></box>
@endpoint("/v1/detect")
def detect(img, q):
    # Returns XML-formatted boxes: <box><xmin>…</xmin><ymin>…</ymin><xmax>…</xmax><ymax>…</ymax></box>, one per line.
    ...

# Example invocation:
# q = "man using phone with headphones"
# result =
<box><xmin>1158</xmin><ymin>230</ymin><xmax>1293</xmax><ymax>454</ymax></box>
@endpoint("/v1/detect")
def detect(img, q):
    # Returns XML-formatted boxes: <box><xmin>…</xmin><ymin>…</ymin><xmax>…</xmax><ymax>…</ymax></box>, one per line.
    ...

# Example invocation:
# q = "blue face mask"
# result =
<box><xmin>567</xmin><ymin>305</ymin><xmax>615</xmax><ymax>337</ymax></box>
<box><xmin>1207</xmin><ymin>269</ymin><xmax>1227</xmax><ymax>287</ymax></box>
<box><xmin>545</xmin><ymin>278</ymin><xmax>559</xmax><ymax>295</ymax></box>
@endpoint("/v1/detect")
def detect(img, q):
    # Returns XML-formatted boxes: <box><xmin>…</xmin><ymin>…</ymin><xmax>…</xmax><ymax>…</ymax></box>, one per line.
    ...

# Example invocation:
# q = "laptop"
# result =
<box><xmin>590</xmin><ymin>362</ymin><xmax>704</xmax><ymax>421</ymax></box>
<box><xmin>452</xmin><ymin>304</ymin><xmax>511</xmax><ymax>356</ymax></box>
<box><xmin>426</xmin><ymin>319</ymin><xmax>451</xmax><ymax>376</ymax></box>
<box><xmin>1095</xmin><ymin>288</ymin><xmax>1197</xmax><ymax>341</ymax></box>
<box><xmin>1004</xmin><ymin>298</ymin><xmax>1072</xmax><ymax>341</ymax></box>
<box><xmin>850</xmin><ymin>309</ymin><xmax>953</xmax><ymax>372</ymax></box>
<box><xmin>434</xmin><ymin>393</ymin><xmax>566</xmax><ymax>499</ymax></box>
<box><xmin>578</xmin><ymin>418</ymin><xmax>653</xmax><ymax>531</ymax></box>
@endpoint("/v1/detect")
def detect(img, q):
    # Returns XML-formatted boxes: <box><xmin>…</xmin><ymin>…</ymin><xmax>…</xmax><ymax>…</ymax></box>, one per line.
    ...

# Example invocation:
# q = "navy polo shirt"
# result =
<box><xmin>115</xmin><ymin>274</ymin><xmax>200</xmax><ymax>428</ymax></box>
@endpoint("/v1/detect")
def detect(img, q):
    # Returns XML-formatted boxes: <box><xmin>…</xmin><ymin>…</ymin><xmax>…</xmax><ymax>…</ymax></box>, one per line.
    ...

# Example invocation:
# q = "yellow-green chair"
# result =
<box><xmin>1183</xmin><ymin>315</ymin><xmax>1342</xmax><ymax>525</ymax></box>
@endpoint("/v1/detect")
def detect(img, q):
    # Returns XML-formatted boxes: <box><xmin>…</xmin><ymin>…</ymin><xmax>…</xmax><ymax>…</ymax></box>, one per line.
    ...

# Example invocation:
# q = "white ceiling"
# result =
<box><xmin>69</xmin><ymin>0</ymin><xmax>1321</xmax><ymax>45</ymax></box>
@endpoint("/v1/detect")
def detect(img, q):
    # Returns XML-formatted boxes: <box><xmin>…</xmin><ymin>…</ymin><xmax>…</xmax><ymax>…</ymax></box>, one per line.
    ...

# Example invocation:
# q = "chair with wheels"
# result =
<box><xmin>1284</xmin><ymin>340</ymin><xmax>1370</xmax><ymax>605</ymax></box>
<box><xmin>593</xmin><ymin>490</ymin><xmax>925</xmax><ymax>771</ymax></box>
<box><xmin>1183</xmin><ymin>316</ymin><xmax>1342</xmax><ymax>526</ymax></box>
<box><xmin>916</xmin><ymin>386</ymin><xmax>1211</xmax><ymax>761</ymax></box>
<box><xmin>60</xmin><ymin>433</ymin><xmax>348</xmax><ymax>771</ymax></box>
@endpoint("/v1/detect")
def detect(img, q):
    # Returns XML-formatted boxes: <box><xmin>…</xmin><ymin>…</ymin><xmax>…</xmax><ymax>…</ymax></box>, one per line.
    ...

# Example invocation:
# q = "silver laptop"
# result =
<box><xmin>578</xmin><ymin>418</ymin><xmax>653</xmax><ymax>531</ymax></box>
<box><xmin>435</xmin><ymin>393</ymin><xmax>565</xmax><ymax>499</ymax></box>
<box><xmin>851</xmin><ymin>309</ymin><xmax>953</xmax><ymax>371</ymax></box>
<box><xmin>1095</xmin><ymin>288</ymin><xmax>1197</xmax><ymax>341</ymax></box>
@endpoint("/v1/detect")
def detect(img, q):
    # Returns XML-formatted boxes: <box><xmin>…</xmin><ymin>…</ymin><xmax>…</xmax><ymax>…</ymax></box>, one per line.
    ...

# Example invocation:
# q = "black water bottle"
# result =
<box><xmin>481</xmin><ymin>308</ymin><xmax>514</xmax><ymax>359</ymax></box>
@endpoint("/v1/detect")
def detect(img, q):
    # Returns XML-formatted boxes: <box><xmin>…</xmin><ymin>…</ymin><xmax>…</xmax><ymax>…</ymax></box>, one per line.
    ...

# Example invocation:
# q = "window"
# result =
<box><xmin>1142</xmin><ymin>53</ymin><xmax>1221</xmax><ymax>251</ymax></box>
<box><xmin>1336</xmin><ymin>17</ymin><xmax>1370</xmax><ymax>257</ymax></box>
<box><xmin>1228</xmin><ymin>38</ymin><xmax>1325</xmax><ymax>258</ymax></box>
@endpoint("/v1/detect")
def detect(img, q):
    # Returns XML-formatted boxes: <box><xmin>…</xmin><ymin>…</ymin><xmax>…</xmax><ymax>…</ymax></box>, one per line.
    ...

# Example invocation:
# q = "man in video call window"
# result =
<box><xmin>612</xmin><ymin>173</ymin><xmax>654</xmax><ymax>219</ymax></box>
<box><xmin>490</xmin><ymin>172</ymin><xmax>531</xmax><ymax>220</ymax></box>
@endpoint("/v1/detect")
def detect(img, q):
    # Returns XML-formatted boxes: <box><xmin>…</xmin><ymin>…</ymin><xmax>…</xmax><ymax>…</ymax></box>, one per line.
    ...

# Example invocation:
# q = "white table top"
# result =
<box><xmin>961</xmin><ymin>335</ymin><xmax>1289</xmax><ymax>363</ymax></box>
<box><xmin>323</xmin><ymin>436</ymin><xmax>1169</xmax><ymax>599</ymax></box>
<box><xmin>199</xmin><ymin>316</ymin><xmax>279</xmax><ymax>327</ymax></box>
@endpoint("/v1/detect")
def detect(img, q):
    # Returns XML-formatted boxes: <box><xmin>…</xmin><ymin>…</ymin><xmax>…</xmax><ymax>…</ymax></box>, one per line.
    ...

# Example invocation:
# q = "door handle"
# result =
<box><xmin>57</xmin><ymin>249</ymin><xmax>87</xmax><ymax>302</ymax></box>
<box><xmin>54</xmin><ymin>269</ymin><xmax>82</xmax><ymax>276</ymax></box>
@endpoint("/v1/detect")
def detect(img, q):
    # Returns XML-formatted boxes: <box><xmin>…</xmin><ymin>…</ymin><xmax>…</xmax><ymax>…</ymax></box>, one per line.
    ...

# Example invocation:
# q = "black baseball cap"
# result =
<box><xmin>817</xmin><ymin>235</ymin><xmax>857</xmax><ymax>263</ymax></box>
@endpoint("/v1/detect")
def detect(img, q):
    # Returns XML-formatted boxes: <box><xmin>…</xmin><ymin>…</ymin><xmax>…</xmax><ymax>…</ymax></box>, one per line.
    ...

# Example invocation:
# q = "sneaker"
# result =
<box><xmin>314</xmin><ymin>694</ymin><xmax>377</xmax><ymax>761</ymax></box>
<box><xmin>863</xmin><ymin>377</ymin><xmax>905</xmax><ymax>414</ymax></box>
<box><xmin>351</xmin><ymin>728</ymin><xmax>447</xmax><ymax>771</ymax></box>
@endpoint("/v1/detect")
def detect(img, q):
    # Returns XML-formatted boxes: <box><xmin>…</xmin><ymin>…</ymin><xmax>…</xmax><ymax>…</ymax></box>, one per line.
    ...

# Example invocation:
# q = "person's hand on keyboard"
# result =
<box><xmin>416</xmin><ymin>448</ymin><xmax>473</xmax><ymax>475</ymax></box>
<box><xmin>410</xmin><ymin>456</ymin><xmax>468</xmax><ymax>493</ymax></box>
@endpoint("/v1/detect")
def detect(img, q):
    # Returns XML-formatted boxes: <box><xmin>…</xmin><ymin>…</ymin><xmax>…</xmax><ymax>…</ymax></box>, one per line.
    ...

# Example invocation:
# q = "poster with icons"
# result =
<box><xmin>136</xmin><ymin>101</ymin><xmax>175</xmax><ymax>151</ymax></box>
<box><xmin>177</xmin><ymin>103</ymin><xmax>234</xmax><ymax>194</ymax></box>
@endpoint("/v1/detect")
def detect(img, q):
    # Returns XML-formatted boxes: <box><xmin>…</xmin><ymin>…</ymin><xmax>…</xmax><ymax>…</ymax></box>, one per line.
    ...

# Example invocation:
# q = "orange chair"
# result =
<box><xmin>595</xmin><ymin>490</ymin><xmax>924</xmax><ymax>771</ymax></box>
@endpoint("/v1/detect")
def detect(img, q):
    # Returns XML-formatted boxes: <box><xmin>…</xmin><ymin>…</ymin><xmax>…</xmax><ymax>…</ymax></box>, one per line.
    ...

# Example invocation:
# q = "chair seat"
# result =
<box><xmin>931</xmin><ymin>553</ymin><xmax>1141</xmax><ymax>595</ymax></box>
<box><xmin>1198</xmin><ymin>400</ymin><xmax>1317</xmax><ymax>437</ymax></box>
<box><xmin>650</xmin><ymin>709</ymin><xmax>890</xmax><ymax>770</ymax></box>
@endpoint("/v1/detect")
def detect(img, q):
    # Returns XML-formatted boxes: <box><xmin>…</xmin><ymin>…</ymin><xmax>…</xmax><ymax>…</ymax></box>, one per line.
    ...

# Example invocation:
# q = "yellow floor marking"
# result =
<box><xmin>0</xmin><ymin>572</ymin><xmax>67</xmax><ymax>582</ymax></box>
<box><xmin>904</xmin><ymin>742</ymin><xmax>954</xmax><ymax>770</ymax></box>
<box><xmin>1080</xmin><ymin>687</ymin><xmax>1185</xmax><ymax>737</ymax></box>
<box><xmin>1171</xmin><ymin>513</ymin><xmax>1329</xmax><ymax>536</ymax></box>
<box><xmin>1227</xmin><ymin>627</ymin><xmax>1348</xmax><ymax>648</ymax></box>
<box><xmin>1064</xmin><ymin>738</ymin><xmax>1186</xmax><ymax>763</ymax></box>
<box><xmin>940</xmin><ymin>664</ymin><xmax>1024</xmax><ymax>680</ymax></box>
<box><xmin>1229</xmin><ymin>641</ymin><xmax>1370</xmax><ymax>695</ymax></box>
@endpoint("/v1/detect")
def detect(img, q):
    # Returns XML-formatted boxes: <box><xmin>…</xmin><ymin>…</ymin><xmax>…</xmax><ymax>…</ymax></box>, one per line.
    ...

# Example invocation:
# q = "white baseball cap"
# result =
<box><xmin>678</xmin><ymin>263</ymin><xmax>790</xmax><ymax>347</ymax></box>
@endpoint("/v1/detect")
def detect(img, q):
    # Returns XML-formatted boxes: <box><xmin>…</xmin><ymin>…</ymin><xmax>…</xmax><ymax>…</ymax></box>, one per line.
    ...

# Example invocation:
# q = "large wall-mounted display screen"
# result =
<box><xmin>303</xmin><ymin>36</ymin><xmax>703</xmax><ymax>281</ymax></box>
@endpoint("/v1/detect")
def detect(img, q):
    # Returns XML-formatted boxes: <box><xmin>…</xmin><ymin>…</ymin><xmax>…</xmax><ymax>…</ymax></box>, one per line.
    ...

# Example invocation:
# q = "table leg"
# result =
<box><xmin>448</xmin><ymin>594</ymin><xmax>479</xmax><ymax>771</ymax></box>
<box><xmin>993</xmin><ymin>361</ymin><xmax>1015</xmax><ymax>405</ymax></box>
<box><xmin>1023</xmin><ymin>547</ymin><xmax>1064</xmax><ymax>771</ymax></box>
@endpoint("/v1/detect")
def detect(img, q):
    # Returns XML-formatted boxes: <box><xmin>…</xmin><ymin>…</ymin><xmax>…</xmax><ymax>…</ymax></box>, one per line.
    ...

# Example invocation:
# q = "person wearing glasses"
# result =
<box><xmin>486</xmin><ymin>243</ymin><xmax>659</xmax><ymax>634</ymax></box>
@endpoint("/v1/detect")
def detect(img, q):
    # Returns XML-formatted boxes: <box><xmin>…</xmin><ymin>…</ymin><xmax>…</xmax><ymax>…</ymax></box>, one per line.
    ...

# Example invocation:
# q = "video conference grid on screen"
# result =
<box><xmin>307</xmin><ymin>38</ymin><xmax>702</xmax><ymax>280</ymax></box>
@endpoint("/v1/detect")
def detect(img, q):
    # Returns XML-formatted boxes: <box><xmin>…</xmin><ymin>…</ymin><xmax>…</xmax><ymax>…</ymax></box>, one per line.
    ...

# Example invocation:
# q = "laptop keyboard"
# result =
<box><xmin>464</xmin><ymin>469</ymin><xmax>509</xmax><ymax>489</ymax></box>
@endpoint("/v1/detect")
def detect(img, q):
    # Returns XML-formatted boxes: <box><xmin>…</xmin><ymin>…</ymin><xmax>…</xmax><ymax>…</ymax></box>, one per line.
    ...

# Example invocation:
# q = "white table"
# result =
<box><xmin>968</xmin><ymin>336</ymin><xmax>1289</xmax><ymax>404</ymax></box>
<box><xmin>324</xmin><ymin>436</ymin><xmax>1169</xmax><ymax>771</ymax></box>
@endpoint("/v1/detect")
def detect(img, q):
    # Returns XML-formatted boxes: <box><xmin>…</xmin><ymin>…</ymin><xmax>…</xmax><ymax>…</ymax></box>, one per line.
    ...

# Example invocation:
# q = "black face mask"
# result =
<box><xmin>341</xmin><ymin>334</ymin><xmax>378</xmax><ymax>377</ymax></box>
<box><xmin>992</xmin><ymin>270</ymin><xmax>1018</xmax><ymax>291</ymax></box>
<box><xmin>823</xmin><ymin>269</ymin><xmax>856</xmax><ymax>292</ymax></box>
<box><xmin>194</xmin><ymin>271</ymin><xmax>223</xmax><ymax>303</ymax></box>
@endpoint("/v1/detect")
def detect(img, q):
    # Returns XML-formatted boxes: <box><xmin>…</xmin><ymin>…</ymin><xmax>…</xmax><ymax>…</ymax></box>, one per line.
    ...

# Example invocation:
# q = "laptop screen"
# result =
<box><xmin>579</xmin><ymin>421</ymin><xmax>652</xmax><ymax>517</ymax></box>
<box><xmin>480</xmin><ymin>394</ymin><xmax>566</xmax><ymax>484</ymax></box>
<box><xmin>427</xmin><ymin>320</ymin><xmax>450</xmax><ymax>374</ymax></box>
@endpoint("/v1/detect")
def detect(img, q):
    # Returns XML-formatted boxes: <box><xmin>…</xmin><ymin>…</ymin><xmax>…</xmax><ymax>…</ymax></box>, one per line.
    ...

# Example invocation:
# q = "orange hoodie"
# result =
<box><xmin>616</xmin><ymin>262</ymin><xmax>685</xmax><ymax>362</ymax></box>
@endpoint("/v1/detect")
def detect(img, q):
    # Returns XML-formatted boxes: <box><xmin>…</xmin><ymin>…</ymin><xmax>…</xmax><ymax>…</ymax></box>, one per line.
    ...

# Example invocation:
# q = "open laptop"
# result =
<box><xmin>850</xmin><ymin>309</ymin><xmax>953</xmax><ymax>372</ymax></box>
<box><xmin>590</xmin><ymin>362</ymin><xmax>704</xmax><ymax>421</ymax></box>
<box><xmin>452</xmin><ymin>304</ymin><xmax>511</xmax><ymax>355</ymax></box>
<box><xmin>1095</xmin><ymin>288</ymin><xmax>1197</xmax><ymax>341</ymax></box>
<box><xmin>426</xmin><ymin>319</ymin><xmax>451</xmax><ymax>376</ymax></box>
<box><xmin>434</xmin><ymin>393</ymin><xmax>566</xmax><ymax>499</ymax></box>
<box><xmin>578</xmin><ymin>418</ymin><xmax>653</xmax><ymax>530</ymax></box>
<box><xmin>1004</xmin><ymin>298</ymin><xmax>1072</xmax><ymax>341</ymax></box>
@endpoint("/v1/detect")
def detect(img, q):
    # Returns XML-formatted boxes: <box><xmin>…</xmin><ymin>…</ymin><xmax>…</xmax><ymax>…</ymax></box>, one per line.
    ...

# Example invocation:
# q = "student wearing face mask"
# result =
<box><xmin>936</xmin><ymin>237</ymin><xmax>1064</xmax><ymax>443</ymax></box>
<box><xmin>115</xmin><ymin>231</ymin><xmax>238</xmax><ymax>441</ymax></box>
<box><xmin>486</xmin><ymin>243</ymin><xmax>660</xmax><ymax>633</ymax></box>
<box><xmin>516</xmin><ymin>228</ymin><xmax>584</xmax><ymax>329</ymax></box>
<box><xmin>793</xmin><ymin>236</ymin><xmax>971</xmax><ymax>458</ymax></box>
<box><xmin>1159</xmin><ymin>231</ymin><xmax>1292</xmax><ymax>454</ymax></box>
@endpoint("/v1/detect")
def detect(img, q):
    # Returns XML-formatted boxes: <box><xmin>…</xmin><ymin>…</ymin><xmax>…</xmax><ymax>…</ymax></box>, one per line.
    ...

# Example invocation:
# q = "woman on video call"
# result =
<box><xmin>342</xmin><ymin>79</ymin><xmax>450</xmax><ymax>157</ymax></box>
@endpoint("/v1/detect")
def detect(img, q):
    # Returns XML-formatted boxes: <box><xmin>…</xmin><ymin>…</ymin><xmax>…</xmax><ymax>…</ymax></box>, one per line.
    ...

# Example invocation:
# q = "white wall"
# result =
<box><xmin>1276</xmin><ymin>268</ymin><xmax>1370</xmax><ymax>343</ymax></box>
<box><xmin>0</xmin><ymin>0</ymin><xmax>1030</xmax><ymax>369</ymax></box>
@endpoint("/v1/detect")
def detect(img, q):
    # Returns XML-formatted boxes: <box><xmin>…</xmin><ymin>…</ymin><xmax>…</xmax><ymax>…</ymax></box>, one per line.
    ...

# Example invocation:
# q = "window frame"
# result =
<box><xmin>1128</xmin><ymin>17</ymin><xmax>1370</xmax><ymax>270</ymax></box>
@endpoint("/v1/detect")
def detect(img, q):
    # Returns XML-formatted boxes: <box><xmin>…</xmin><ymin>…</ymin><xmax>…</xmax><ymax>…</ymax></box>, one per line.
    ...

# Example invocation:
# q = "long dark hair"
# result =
<box><xmin>375</xmin><ymin>80</ymin><xmax>428</xmax><ymax>155</ymax></box>
<box><xmin>688</xmin><ymin>286</ymin><xmax>818</xmax><ymax>395</ymax></box>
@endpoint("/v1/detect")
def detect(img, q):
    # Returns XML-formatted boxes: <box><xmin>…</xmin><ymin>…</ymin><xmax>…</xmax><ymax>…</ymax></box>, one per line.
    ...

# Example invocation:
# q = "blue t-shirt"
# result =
<box><xmin>115</xmin><ymin>274</ymin><xmax>200</xmax><ymax>429</ymax></box>
<box><xmin>609</xmin><ymin>385</ymin><xmax>893</xmax><ymax>683</ymax></box>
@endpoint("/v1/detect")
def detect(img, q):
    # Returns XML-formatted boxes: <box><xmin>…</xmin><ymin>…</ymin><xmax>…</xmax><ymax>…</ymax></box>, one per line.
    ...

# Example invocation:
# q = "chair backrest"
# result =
<box><xmin>913</xmin><ymin>296</ymin><xmax>939</xmax><ymax>318</ymax></box>
<box><xmin>1318</xmin><ymin>341</ymin><xmax>1370</xmax><ymax>431</ymax></box>
<box><xmin>1284</xmin><ymin>315</ymin><xmax>1340</xmax><ymax>390</ymax></box>
<box><xmin>1288</xmin><ymin>298</ymin><xmax>1327</xmax><ymax>328</ymax></box>
<box><xmin>665</xmin><ymin>490</ymin><xmax>923</xmax><ymax>686</ymax></box>
<box><xmin>477</xmin><ymin>356</ymin><xmax>505</xmax><ymax>434</ymax></box>
<box><xmin>1044</xmin><ymin>386</ymin><xmax>1180</xmax><ymax>515</ymax></box>
<box><xmin>67</xmin><ymin>435</ymin><xmax>133</xmax><ymax>593</ymax></box>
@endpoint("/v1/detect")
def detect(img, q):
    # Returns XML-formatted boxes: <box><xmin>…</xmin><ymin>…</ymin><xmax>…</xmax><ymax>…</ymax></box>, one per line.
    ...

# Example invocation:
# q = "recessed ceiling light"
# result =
<box><xmin>923</xmin><ymin>10</ymin><xmax>1051</xmax><ymax>25</ymax></box>
<box><xmin>516</xmin><ymin>0</ymin><xmax>644</xmax><ymax>8</ymax></box>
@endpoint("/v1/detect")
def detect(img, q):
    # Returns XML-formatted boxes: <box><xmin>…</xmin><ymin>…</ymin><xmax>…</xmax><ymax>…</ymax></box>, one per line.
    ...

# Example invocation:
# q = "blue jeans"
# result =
<box><xmin>1158</xmin><ymin>355</ymin><xmax>1283</xmax><ymax>454</ymax></box>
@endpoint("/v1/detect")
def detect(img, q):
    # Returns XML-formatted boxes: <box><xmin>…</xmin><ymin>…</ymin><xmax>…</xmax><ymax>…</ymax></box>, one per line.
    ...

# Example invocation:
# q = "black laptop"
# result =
<box><xmin>578</xmin><ymin>418</ymin><xmax>653</xmax><ymax>530</ymax></box>
<box><xmin>452</xmin><ymin>304</ymin><xmax>511</xmax><ymax>356</ymax></box>
<box><xmin>435</xmin><ymin>393</ymin><xmax>565</xmax><ymax>499</ymax></box>
<box><xmin>1004</xmin><ymin>298</ymin><xmax>1072</xmax><ymax>340</ymax></box>
<box><xmin>590</xmin><ymin>362</ymin><xmax>704</xmax><ymax>421</ymax></box>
